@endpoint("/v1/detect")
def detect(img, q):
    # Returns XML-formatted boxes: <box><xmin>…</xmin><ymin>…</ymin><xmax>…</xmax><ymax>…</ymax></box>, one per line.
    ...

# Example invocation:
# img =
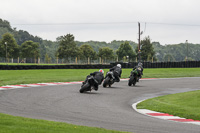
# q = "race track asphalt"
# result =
<box><xmin>0</xmin><ymin>77</ymin><xmax>200</xmax><ymax>133</ymax></box>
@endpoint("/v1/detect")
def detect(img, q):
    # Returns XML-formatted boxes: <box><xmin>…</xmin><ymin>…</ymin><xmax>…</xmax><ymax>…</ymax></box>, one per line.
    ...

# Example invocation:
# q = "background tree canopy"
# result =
<box><xmin>0</xmin><ymin>33</ymin><xmax>19</xmax><ymax>58</ymax></box>
<box><xmin>56</xmin><ymin>34</ymin><xmax>79</xmax><ymax>60</ymax></box>
<box><xmin>98</xmin><ymin>47</ymin><xmax>115</xmax><ymax>61</ymax></box>
<box><xmin>21</xmin><ymin>40</ymin><xmax>40</xmax><ymax>58</ymax></box>
<box><xmin>139</xmin><ymin>36</ymin><xmax>157</xmax><ymax>62</ymax></box>
<box><xmin>116</xmin><ymin>41</ymin><xmax>136</xmax><ymax>61</ymax></box>
<box><xmin>79</xmin><ymin>44</ymin><xmax>97</xmax><ymax>60</ymax></box>
<box><xmin>0</xmin><ymin>18</ymin><xmax>200</xmax><ymax>62</ymax></box>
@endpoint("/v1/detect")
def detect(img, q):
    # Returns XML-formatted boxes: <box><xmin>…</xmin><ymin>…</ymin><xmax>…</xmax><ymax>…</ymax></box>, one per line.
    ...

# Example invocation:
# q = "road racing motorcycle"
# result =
<box><xmin>79</xmin><ymin>76</ymin><xmax>98</xmax><ymax>93</ymax></box>
<box><xmin>103</xmin><ymin>71</ymin><xmax>115</xmax><ymax>87</ymax></box>
<box><xmin>128</xmin><ymin>69</ymin><xmax>139</xmax><ymax>86</ymax></box>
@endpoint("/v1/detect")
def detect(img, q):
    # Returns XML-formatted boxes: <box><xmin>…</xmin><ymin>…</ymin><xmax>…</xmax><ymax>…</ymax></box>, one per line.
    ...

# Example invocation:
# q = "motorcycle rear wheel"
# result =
<box><xmin>132</xmin><ymin>77</ymin><xmax>137</xmax><ymax>86</ymax></box>
<box><xmin>103</xmin><ymin>77</ymin><xmax>110</xmax><ymax>88</ymax></box>
<box><xmin>128</xmin><ymin>76</ymin><xmax>134</xmax><ymax>86</ymax></box>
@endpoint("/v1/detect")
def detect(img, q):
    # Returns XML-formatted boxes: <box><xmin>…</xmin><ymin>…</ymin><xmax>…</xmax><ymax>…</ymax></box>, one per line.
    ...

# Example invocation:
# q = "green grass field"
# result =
<box><xmin>0</xmin><ymin>68</ymin><xmax>200</xmax><ymax>132</ymax></box>
<box><xmin>137</xmin><ymin>90</ymin><xmax>200</xmax><ymax>121</ymax></box>
<box><xmin>0</xmin><ymin>68</ymin><xmax>200</xmax><ymax>86</ymax></box>
<box><xmin>0</xmin><ymin>113</ymin><xmax>127</xmax><ymax>133</ymax></box>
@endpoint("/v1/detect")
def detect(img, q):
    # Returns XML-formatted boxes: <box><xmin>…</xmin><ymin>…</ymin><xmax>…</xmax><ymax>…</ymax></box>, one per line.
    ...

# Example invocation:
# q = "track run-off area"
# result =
<box><xmin>0</xmin><ymin>77</ymin><xmax>200</xmax><ymax>133</ymax></box>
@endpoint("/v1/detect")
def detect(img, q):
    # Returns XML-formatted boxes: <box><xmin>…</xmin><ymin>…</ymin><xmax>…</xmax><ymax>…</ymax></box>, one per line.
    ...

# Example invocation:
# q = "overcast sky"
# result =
<box><xmin>1</xmin><ymin>0</ymin><xmax>200</xmax><ymax>45</ymax></box>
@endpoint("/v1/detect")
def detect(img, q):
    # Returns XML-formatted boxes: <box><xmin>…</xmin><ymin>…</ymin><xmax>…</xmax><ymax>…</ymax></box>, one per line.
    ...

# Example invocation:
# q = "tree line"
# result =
<box><xmin>56</xmin><ymin>34</ymin><xmax>153</xmax><ymax>63</ymax></box>
<box><xmin>0</xmin><ymin>33</ymin><xmax>40</xmax><ymax>62</ymax></box>
<box><xmin>0</xmin><ymin>32</ymin><xmax>155</xmax><ymax>63</ymax></box>
<box><xmin>0</xmin><ymin>18</ymin><xmax>200</xmax><ymax>63</ymax></box>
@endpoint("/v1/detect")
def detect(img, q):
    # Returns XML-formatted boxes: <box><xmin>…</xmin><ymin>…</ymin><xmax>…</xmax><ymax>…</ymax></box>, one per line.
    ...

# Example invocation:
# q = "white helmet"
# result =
<box><xmin>138</xmin><ymin>62</ymin><xmax>143</xmax><ymax>66</ymax></box>
<box><xmin>99</xmin><ymin>69</ymin><xmax>104</xmax><ymax>74</ymax></box>
<box><xmin>117</xmin><ymin>64</ymin><xmax>121</xmax><ymax>68</ymax></box>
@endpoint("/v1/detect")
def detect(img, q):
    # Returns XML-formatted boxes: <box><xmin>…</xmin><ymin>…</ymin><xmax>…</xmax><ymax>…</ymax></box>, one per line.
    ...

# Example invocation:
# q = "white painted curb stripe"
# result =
<box><xmin>0</xmin><ymin>81</ymin><xmax>83</xmax><ymax>91</ymax></box>
<box><xmin>0</xmin><ymin>78</ymin><xmax>157</xmax><ymax>91</ymax></box>
<box><xmin>132</xmin><ymin>100</ymin><xmax>200</xmax><ymax>125</ymax></box>
<box><xmin>1</xmin><ymin>77</ymin><xmax>199</xmax><ymax>91</ymax></box>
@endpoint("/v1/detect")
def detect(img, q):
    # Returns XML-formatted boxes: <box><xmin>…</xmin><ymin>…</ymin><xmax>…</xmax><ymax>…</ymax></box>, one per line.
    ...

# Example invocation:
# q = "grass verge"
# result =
<box><xmin>0</xmin><ymin>113</ymin><xmax>128</xmax><ymax>133</ymax></box>
<box><xmin>137</xmin><ymin>90</ymin><xmax>200</xmax><ymax>120</ymax></box>
<box><xmin>0</xmin><ymin>68</ymin><xmax>200</xmax><ymax>86</ymax></box>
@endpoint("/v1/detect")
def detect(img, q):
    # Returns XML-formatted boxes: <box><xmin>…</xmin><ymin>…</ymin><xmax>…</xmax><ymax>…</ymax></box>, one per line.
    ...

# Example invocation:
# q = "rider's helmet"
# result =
<box><xmin>99</xmin><ymin>69</ymin><xmax>104</xmax><ymax>74</ymax></box>
<box><xmin>138</xmin><ymin>62</ymin><xmax>143</xmax><ymax>66</ymax></box>
<box><xmin>117</xmin><ymin>64</ymin><xmax>121</xmax><ymax>68</ymax></box>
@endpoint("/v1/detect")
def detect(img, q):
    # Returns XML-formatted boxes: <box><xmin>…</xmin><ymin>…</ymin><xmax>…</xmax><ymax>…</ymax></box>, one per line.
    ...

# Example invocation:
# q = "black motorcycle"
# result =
<box><xmin>79</xmin><ymin>76</ymin><xmax>98</xmax><ymax>93</ymax></box>
<box><xmin>103</xmin><ymin>71</ymin><xmax>115</xmax><ymax>87</ymax></box>
<box><xmin>128</xmin><ymin>69</ymin><xmax>138</xmax><ymax>86</ymax></box>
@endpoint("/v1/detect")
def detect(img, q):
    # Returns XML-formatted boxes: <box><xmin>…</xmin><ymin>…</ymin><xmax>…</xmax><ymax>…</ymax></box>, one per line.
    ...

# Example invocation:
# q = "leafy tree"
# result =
<box><xmin>0</xmin><ymin>19</ymin><xmax>13</xmax><ymax>32</ymax></box>
<box><xmin>98</xmin><ymin>47</ymin><xmax>114</xmax><ymax>60</ymax></box>
<box><xmin>79</xmin><ymin>44</ymin><xmax>96</xmax><ymax>60</ymax></box>
<box><xmin>76</xmin><ymin>40</ymin><xmax>138</xmax><ymax>53</ymax></box>
<box><xmin>185</xmin><ymin>57</ymin><xmax>194</xmax><ymax>61</ymax></box>
<box><xmin>14</xmin><ymin>30</ymin><xmax>42</xmax><ymax>45</ymax></box>
<box><xmin>0</xmin><ymin>27</ymin><xmax>10</xmax><ymax>40</ymax></box>
<box><xmin>21</xmin><ymin>40</ymin><xmax>40</xmax><ymax>59</ymax></box>
<box><xmin>163</xmin><ymin>54</ymin><xmax>175</xmax><ymax>62</ymax></box>
<box><xmin>45</xmin><ymin>53</ymin><xmax>52</xmax><ymax>63</ymax></box>
<box><xmin>152</xmin><ymin>42</ymin><xmax>165</xmax><ymax>61</ymax></box>
<box><xmin>116</xmin><ymin>41</ymin><xmax>136</xmax><ymax>61</ymax></box>
<box><xmin>139</xmin><ymin>36</ymin><xmax>157</xmax><ymax>61</ymax></box>
<box><xmin>0</xmin><ymin>33</ymin><xmax>19</xmax><ymax>58</ymax></box>
<box><xmin>56</xmin><ymin>34</ymin><xmax>78</xmax><ymax>60</ymax></box>
<box><xmin>40</xmin><ymin>40</ymin><xmax>59</xmax><ymax>63</ymax></box>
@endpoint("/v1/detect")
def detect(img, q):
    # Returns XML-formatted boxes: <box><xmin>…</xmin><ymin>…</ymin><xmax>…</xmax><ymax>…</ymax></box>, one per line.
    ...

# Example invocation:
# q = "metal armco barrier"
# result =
<box><xmin>0</xmin><ymin>61</ymin><xmax>200</xmax><ymax>70</ymax></box>
<box><xmin>0</xmin><ymin>64</ymin><xmax>111</xmax><ymax>70</ymax></box>
<box><xmin>112</xmin><ymin>61</ymin><xmax>200</xmax><ymax>68</ymax></box>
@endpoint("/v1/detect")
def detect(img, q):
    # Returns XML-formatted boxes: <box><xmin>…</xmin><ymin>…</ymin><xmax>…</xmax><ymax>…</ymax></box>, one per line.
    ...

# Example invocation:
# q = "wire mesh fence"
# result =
<box><xmin>0</xmin><ymin>57</ymin><xmax>117</xmax><ymax>65</ymax></box>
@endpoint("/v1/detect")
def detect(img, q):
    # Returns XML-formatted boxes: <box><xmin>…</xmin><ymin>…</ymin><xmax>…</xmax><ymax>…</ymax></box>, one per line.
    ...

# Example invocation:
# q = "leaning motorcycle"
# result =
<box><xmin>103</xmin><ymin>71</ymin><xmax>115</xmax><ymax>87</ymax></box>
<box><xmin>128</xmin><ymin>69</ymin><xmax>139</xmax><ymax>86</ymax></box>
<box><xmin>79</xmin><ymin>76</ymin><xmax>98</xmax><ymax>93</ymax></box>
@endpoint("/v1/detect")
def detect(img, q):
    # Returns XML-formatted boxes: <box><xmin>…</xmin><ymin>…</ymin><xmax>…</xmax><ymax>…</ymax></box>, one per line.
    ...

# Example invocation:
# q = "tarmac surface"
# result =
<box><xmin>0</xmin><ymin>77</ymin><xmax>200</xmax><ymax>133</ymax></box>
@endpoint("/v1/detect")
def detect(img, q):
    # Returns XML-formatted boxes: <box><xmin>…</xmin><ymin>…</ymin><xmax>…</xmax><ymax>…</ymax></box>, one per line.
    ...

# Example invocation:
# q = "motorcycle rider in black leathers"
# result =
<box><xmin>109</xmin><ymin>64</ymin><xmax>122</xmax><ymax>82</ymax></box>
<box><xmin>132</xmin><ymin>62</ymin><xmax>143</xmax><ymax>81</ymax></box>
<box><xmin>82</xmin><ymin>69</ymin><xmax>104</xmax><ymax>91</ymax></box>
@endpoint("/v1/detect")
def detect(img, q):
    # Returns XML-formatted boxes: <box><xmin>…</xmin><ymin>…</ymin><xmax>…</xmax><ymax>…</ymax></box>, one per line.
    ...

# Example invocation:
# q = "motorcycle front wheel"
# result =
<box><xmin>79</xmin><ymin>83</ymin><xmax>90</xmax><ymax>93</ymax></box>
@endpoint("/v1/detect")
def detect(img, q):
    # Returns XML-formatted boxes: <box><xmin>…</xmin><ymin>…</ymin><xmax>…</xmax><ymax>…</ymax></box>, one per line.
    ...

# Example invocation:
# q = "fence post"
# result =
<box><xmin>75</xmin><ymin>57</ymin><xmax>77</xmax><ymax>64</ymax></box>
<box><xmin>18</xmin><ymin>57</ymin><xmax>19</xmax><ymax>64</ymax></box>
<box><xmin>99</xmin><ymin>57</ymin><xmax>101</xmax><ymax>64</ymax></box>
<box><xmin>88</xmin><ymin>57</ymin><xmax>90</xmax><ymax>64</ymax></box>
<box><xmin>38</xmin><ymin>57</ymin><xmax>40</xmax><ymax>64</ymax></box>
